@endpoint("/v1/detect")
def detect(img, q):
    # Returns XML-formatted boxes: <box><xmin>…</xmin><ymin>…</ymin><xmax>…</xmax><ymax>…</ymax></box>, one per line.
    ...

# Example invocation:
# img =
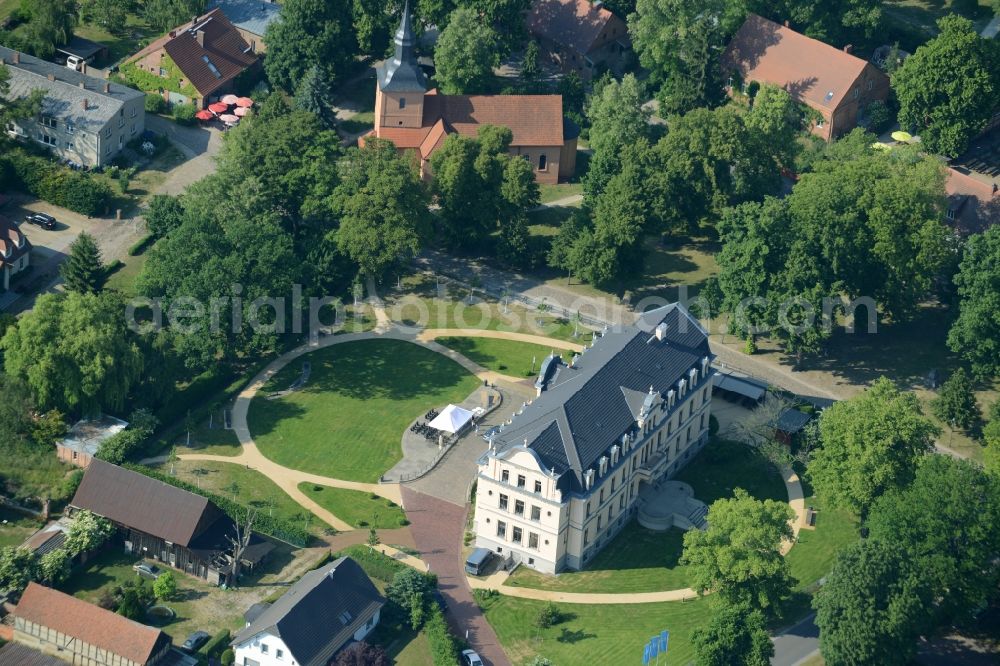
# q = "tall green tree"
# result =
<box><xmin>433</xmin><ymin>6</ymin><xmax>498</xmax><ymax>94</ymax></box>
<box><xmin>682</xmin><ymin>488</ymin><xmax>795</xmax><ymax>612</ymax></box>
<box><xmin>353</xmin><ymin>0</ymin><xmax>399</xmax><ymax>56</ymax></box>
<box><xmin>294</xmin><ymin>64</ymin><xmax>335</xmax><ymax>128</ymax></box>
<box><xmin>583</xmin><ymin>73</ymin><xmax>650</xmax><ymax>200</ymax></box>
<box><xmin>264</xmin><ymin>0</ymin><xmax>356</xmax><ymax>93</ymax></box>
<box><xmin>893</xmin><ymin>15</ymin><xmax>1000</xmax><ymax>157</ymax></box>
<box><xmin>2</xmin><ymin>292</ymin><xmax>144</xmax><ymax>414</ymax></box>
<box><xmin>18</xmin><ymin>0</ymin><xmax>75</xmax><ymax>58</ymax></box>
<box><xmin>808</xmin><ymin>377</ymin><xmax>937</xmax><ymax>521</ymax></box>
<box><xmin>79</xmin><ymin>0</ymin><xmax>130</xmax><ymax>33</ymax></box>
<box><xmin>948</xmin><ymin>225</ymin><xmax>1000</xmax><ymax>380</ymax></box>
<box><xmin>814</xmin><ymin>540</ymin><xmax>927</xmax><ymax>666</ymax></box>
<box><xmin>143</xmin><ymin>0</ymin><xmax>207</xmax><ymax>32</ymax></box>
<box><xmin>692</xmin><ymin>602</ymin><xmax>773</xmax><ymax>666</ymax></box>
<box><xmin>0</xmin><ymin>547</ymin><xmax>39</xmax><ymax>599</ymax></box>
<box><xmin>744</xmin><ymin>84</ymin><xmax>800</xmax><ymax>169</ymax></box>
<box><xmin>629</xmin><ymin>0</ymin><xmax>735</xmax><ymax>114</ymax></box>
<box><xmin>145</xmin><ymin>194</ymin><xmax>185</xmax><ymax>239</ymax></box>
<box><xmin>60</xmin><ymin>232</ymin><xmax>105</xmax><ymax>294</ymax></box>
<box><xmin>867</xmin><ymin>454</ymin><xmax>1000</xmax><ymax>626</ymax></box>
<box><xmin>744</xmin><ymin>0</ymin><xmax>882</xmax><ymax>43</ymax></box>
<box><xmin>333</xmin><ymin>138</ymin><xmax>429</xmax><ymax>279</ymax></box>
<box><xmin>931</xmin><ymin>367</ymin><xmax>981</xmax><ymax>431</ymax></box>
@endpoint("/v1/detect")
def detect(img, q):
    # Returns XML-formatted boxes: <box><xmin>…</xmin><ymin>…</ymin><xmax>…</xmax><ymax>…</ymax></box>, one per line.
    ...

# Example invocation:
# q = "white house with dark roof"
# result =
<box><xmin>232</xmin><ymin>557</ymin><xmax>384</xmax><ymax>666</ymax></box>
<box><xmin>0</xmin><ymin>46</ymin><xmax>145</xmax><ymax>167</ymax></box>
<box><xmin>473</xmin><ymin>304</ymin><xmax>714</xmax><ymax>573</ymax></box>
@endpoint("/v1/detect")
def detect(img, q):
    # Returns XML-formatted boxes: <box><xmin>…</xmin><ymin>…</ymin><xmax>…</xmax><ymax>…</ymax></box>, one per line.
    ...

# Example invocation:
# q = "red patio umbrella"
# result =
<box><xmin>208</xmin><ymin>102</ymin><xmax>229</xmax><ymax>114</ymax></box>
<box><xmin>235</xmin><ymin>97</ymin><xmax>254</xmax><ymax>108</ymax></box>
<box><xmin>194</xmin><ymin>109</ymin><xmax>214</xmax><ymax>121</ymax></box>
<box><xmin>221</xmin><ymin>94</ymin><xmax>239</xmax><ymax>105</ymax></box>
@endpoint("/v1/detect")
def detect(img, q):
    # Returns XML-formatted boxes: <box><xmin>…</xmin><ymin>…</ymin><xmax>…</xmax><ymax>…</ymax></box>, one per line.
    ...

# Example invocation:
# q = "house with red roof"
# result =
<box><xmin>0</xmin><ymin>214</ymin><xmax>31</xmax><ymax>293</ymax></box>
<box><xmin>722</xmin><ymin>14</ymin><xmax>890</xmax><ymax>141</ymax></box>
<box><xmin>945</xmin><ymin>167</ymin><xmax>999</xmax><ymax>235</ymax></box>
<box><xmin>527</xmin><ymin>0</ymin><xmax>631</xmax><ymax>81</ymax></box>
<box><xmin>365</xmin><ymin>3</ymin><xmax>578</xmax><ymax>184</ymax></box>
<box><xmin>124</xmin><ymin>8</ymin><xmax>259</xmax><ymax>109</ymax></box>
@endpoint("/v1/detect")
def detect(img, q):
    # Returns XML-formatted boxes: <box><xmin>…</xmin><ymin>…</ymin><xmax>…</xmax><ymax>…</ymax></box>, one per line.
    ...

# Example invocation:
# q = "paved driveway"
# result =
<box><xmin>144</xmin><ymin>113</ymin><xmax>222</xmax><ymax>195</ymax></box>
<box><xmin>401</xmin><ymin>487</ymin><xmax>511</xmax><ymax>666</ymax></box>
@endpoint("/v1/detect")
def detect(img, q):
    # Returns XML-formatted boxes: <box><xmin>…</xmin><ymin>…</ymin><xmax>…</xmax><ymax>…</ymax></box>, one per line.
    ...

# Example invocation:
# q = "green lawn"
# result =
<box><xmin>299</xmin><ymin>483</ymin><xmax>407</xmax><ymax>529</ymax></box>
<box><xmin>786</xmin><ymin>494</ymin><xmax>857</xmax><ymax>591</ymax></box>
<box><xmin>436</xmin><ymin>336</ymin><xmax>562</xmax><ymax>376</ymax></box>
<box><xmin>249</xmin><ymin>339</ymin><xmax>481</xmax><ymax>482</ymax></box>
<box><xmin>173</xmin><ymin>421</ymin><xmax>243</xmax><ymax>457</ymax></box>
<box><xmin>482</xmin><ymin>594</ymin><xmax>712</xmax><ymax>666</ymax></box>
<box><xmin>508</xmin><ymin>521</ymin><xmax>691</xmax><ymax>593</ymax></box>
<box><xmin>153</xmin><ymin>460</ymin><xmax>325</xmax><ymax>536</ymax></box>
<box><xmin>105</xmin><ymin>251</ymin><xmax>147</xmax><ymax>297</ymax></box>
<box><xmin>674</xmin><ymin>438</ymin><xmax>788</xmax><ymax>506</ymax></box>
<box><xmin>538</xmin><ymin>182</ymin><xmax>583</xmax><ymax>204</ymax></box>
<box><xmin>0</xmin><ymin>506</ymin><xmax>42</xmax><ymax>548</ymax></box>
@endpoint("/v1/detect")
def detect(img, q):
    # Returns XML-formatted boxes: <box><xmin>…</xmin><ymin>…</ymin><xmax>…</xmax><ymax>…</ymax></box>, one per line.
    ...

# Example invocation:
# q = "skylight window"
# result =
<box><xmin>201</xmin><ymin>55</ymin><xmax>222</xmax><ymax>79</ymax></box>
<box><xmin>824</xmin><ymin>91</ymin><xmax>835</xmax><ymax>102</ymax></box>
<box><xmin>338</xmin><ymin>611</ymin><xmax>353</xmax><ymax>625</ymax></box>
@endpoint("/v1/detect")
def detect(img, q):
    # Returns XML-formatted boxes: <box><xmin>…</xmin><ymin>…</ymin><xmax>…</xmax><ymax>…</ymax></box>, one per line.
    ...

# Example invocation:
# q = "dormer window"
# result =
<box><xmin>584</xmin><ymin>469</ymin><xmax>595</xmax><ymax>491</ymax></box>
<box><xmin>611</xmin><ymin>445</ymin><xmax>620</xmax><ymax>465</ymax></box>
<box><xmin>599</xmin><ymin>455</ymin><xmax>608</xmax><ymax>476</ymax></box>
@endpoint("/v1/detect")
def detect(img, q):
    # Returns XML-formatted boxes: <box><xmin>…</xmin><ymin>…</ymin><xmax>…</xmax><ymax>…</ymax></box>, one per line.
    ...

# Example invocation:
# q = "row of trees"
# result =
<box><xmin>798</xmin><ymin>378</ymin><xmax>1000</xmax><ymax>663</ymax></box>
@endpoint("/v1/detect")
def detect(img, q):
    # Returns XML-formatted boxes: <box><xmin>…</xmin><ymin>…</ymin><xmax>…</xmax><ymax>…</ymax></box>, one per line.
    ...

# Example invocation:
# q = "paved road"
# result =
<box><xmin>144</xmin><ymin>113</ymin><xmax>222</xmax><ymax>195</ymax></box>
<box><xmin>771</xmin><ymin>613</ymin><xmax>819</xmax><ymax>666</ymax></box>
<box><xmin>401</xmin><ymin>487</ymin><xmax>511</xmax><ymax>666</ymax></box>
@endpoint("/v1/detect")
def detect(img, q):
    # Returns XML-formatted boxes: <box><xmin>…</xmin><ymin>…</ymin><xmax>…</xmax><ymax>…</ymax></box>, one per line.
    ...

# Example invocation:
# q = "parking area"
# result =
<box><xmin>0</xmin><ymin>195</ymin><xmax>144</xmax><ymax>312</ymax></box>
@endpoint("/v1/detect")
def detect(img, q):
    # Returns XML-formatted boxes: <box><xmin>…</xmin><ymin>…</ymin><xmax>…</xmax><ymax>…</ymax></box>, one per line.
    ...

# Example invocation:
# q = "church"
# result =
<box><xmin>363</xmin><ymin>3</ymin><xmax>578</xmax><ymax>184</ymax></box>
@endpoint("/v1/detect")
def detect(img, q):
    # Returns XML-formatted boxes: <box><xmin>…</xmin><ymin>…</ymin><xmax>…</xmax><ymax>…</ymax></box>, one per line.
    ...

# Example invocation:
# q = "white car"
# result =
<box><xmin>461</xmin><ymin>649</ymin><xmax>484</xmax><ymax>666</ymax></box>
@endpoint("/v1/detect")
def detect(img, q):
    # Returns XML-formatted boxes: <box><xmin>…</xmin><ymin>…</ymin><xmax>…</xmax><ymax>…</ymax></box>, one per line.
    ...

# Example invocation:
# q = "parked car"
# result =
<box><xmin>461</xmin><ymin>649</ymin><xmax>484</xmax><ymax>666</ymax></box>
<box><xmin>181</xmin><ymin>631</ymin><xmax>211</xmax><ymax>652</ymax></box>
<box><xmin>132</xmin><ymin>562</ymin><xmax>162</xmax><ymax>579</ymax></box>
<box><xmin>24</xmin><ymin>213</ymin><xmax>56</xmax><ymax>229</ymax></box>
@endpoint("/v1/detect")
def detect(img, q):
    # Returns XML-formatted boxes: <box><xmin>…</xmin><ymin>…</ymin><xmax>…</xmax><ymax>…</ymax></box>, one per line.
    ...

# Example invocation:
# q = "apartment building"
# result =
<box><xmin>474</xmin><ymin>303</ymin><xmax>714</xmax><ymax>573</ymax></box>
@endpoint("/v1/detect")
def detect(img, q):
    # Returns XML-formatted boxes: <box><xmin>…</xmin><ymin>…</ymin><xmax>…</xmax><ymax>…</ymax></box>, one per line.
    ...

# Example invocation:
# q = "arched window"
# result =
<box><xmin>538</xmin><ymin>154</ymin><xmax>547</xmax><ymax>171</ymax></box>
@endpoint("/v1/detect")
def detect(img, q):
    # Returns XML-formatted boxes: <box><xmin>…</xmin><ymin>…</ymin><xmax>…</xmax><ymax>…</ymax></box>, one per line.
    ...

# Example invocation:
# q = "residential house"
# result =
<box><xmin>0</xmin><ymin>214</ymin><xmax>31</xmax><ymax>293</ymax></box>
<box><xmin>208</xmin><ymin>0</ymin><xmax>281</xmax><ymax>53</ymax></box>
<box><xmin>231</xmin><ymin>557</ymin><xmax>384</xmax><ymax>666</ymax></box>
<box><xmin>722</xmin><ymin>14</ymin><xmax>890</xmax><ymax>141</ymax></box>
<box><xmin>0</xmin><ymin>46</ymin><xmax>145</xmax><ymax>167</ymax></box>
<box><xmin>527</xmin><ymin>0</ymin><xmax>631</xmax><ymax>81</ymax></box>
<box><xmin>945</xmin><ymin>167</ymin><xmax>999</xmax><ymax>235</ymax></box>
<box><xmin>125</xmin><ymin>9</ymin><xmax>259</xmax><ymax>109</ymax></box>
<box><xmin>70</xmin><ymin>460</ymin><xmax>273</xmax><ymax>584</ymax></box>
<box><xmin>55</xmin><ymin>414</ymin><xmax>128</xmax><ymax>468</ymax></box>
<box><xmin>365</xmin><ymin>3</ymin><xmax>578</xmax><ymax>184</ymax></box>
<box><xmin>11</xmin><ymin>583</ymin><xmax>173</xmax><ymax>665</ymax></box>
<box><xmin>474</xmin><ymin>304</ymin><xmax>714</xmax><ymax>573</ymax></box>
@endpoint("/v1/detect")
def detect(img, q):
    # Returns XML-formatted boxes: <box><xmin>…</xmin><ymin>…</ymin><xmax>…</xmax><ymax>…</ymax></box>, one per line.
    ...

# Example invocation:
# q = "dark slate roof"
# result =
<box><xmin>494</xmin><ymin>304</ymin><xmax>711</xmax><ymax>494</ymax></box>
<box><xmin>0</xmin><ymin>642</ymin><xmax>66</xmax><ymax>666</ymax></box>
<box><xmin>0</xmin><ymin>46</ymin><xmax>143</xmax><ymax>133</ymax></box>
<box><xmin>232</xmin><ymin>557</ymin><xmax>385</xmax><ymax>666</ymax></box>
<box><xmin>377</xmin><ymin>1</ymin><xmax>428</xmax><ymax>93</ymax></box>
<box><xmin>774</xmin><ymin>408</ymin><xmax>812</xmax><ymax>434</ymax></box>
<box><xmin>71</xmin><ymin>460</ymin><xmax>229</xmax><ymax>547</ymax></box>
<box><xmin>208</xmin><ymin>0</ymin><xmax>281</xmax><ymax>37</ymax></box>
<box><xmin>55</xmin><ymin>36</ymin><xmax>106</xmax><ymax>60</ymax></box>
<box><xmin>244</xmin><ymin>601</ymin><xmax>271</xmax><ymax>625</ymax></box>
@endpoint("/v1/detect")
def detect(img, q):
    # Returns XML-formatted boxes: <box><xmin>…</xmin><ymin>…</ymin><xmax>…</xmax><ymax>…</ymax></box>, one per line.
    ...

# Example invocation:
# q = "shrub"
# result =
<box><xmin>709</xmin><ymin>414</ymin><xmax>720</xmax><ymax>436</ymax></box>
<box><xmin>534</xmin><ymin>602</ymin><xmax>563</xmax><ymax>629</ymax></box>
<box><xmin>221</xmin><ymin>648</ymin><xmax>235</xmax><ymax>666</ymax></box>
<box><xmin>866</xmin><ymin>100</ymin><xmax>892</xmax><ymax>134</ymax></box>
<box><xmin>104</xmin><ymin>259</ymin><xmax>125</xmax><ymax>278</ymax></box>
<box><xmin>172</xmin><ymin>103</ymin><xmax>197</xmax><ymax>125</ymax></box>
<box><xmin>4</xmin><ymin>149</ymin><xmax>111</xmax><ymax>216</ymax></box>
<box><xmin>425</xmin><ymin>606</ymin><xmax>461</xmax><ymax>665</ymax></box>
<box><xmin>128</xmin><ymin>234</ymin><xmax>156</xmax><ymax>256</ymax></box>
<box><xmin>744</xmin><ymin>338</ymin><xmax>757</xmax><ymax>355</ymax></box>
<box><xmin>152</xmin><ymin>571</ymin><xmax>177</xmax><ymax>600</ymax></box>
<box><xmin>199</xmin><ymin>629</ymin><xmax>231</xmax><ymax>657</ymax></box>
<box><xmin>144</xmin><ymin>94</ymin><xmax>166</xmax><ymax>114</ymax></box>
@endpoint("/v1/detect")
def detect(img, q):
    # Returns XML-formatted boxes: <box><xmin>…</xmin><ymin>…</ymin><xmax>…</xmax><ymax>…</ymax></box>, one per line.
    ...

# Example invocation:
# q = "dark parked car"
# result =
<box><xmin>132</xmin><ymin>562</ymin><xmax>162</xmax><ymax>579</ymax></box>
<box><xmin>24</xmin><ymin>213</ymin><xmax>56</xmax><ymax>229</ymax></box>
<box><xmin>181</xmin><ymin>631</ymin><xmax>211</xmax><ymax>652</ymax></box>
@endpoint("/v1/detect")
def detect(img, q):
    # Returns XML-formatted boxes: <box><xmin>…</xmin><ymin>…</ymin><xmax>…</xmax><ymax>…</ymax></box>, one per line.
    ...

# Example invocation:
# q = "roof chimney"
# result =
<box><xmin>103</xmin><ymin>81</ymin><xmax>110</xmax><ymax>93</ymax></box>
<box><xmin>196</xmin><ymin>30</ymin><xmax>205</xmax><ymax>47</ymax></box>
<box><xmin>13</xmin><ymin>51</ymin><xmax>19</xmax><ymax>64</ymax></box>
<box><xmin>784</xmin><ymin>19</ymin><xmax>789</xmax><ymax>27</ymax></box>
<box><xmin>81</xmin><ymin>62</ymin><xmax>87</xmax><ymax>75</ymax></box>
<box><xmin>47</xmin><ymin>73</ymin><xmax>55</xmax><ymax>82</ymax></box>
<box><xmin>843</xmin><ymin>44</ymin><xmax>853</xmax><ymax>54</ymax></box>
<box><xmin>78</xmin><ymin>81</ymin><xmax>85</xmax><ymax>89</ymax></box>
<box><xmin>993</xmin><ymin>183</ymin><xmax>998</xmax><ymax>195</ymax></box>
<box><xmin>82</xmin><ymin>98</ymin><xmax>89</xmax><ymax>111</ymax></box>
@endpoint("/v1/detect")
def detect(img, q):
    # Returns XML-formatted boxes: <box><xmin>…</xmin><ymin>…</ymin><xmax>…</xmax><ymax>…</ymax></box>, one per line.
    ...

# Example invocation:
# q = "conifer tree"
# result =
<box><xmin>60</xmin><ymin>232</ymin><xmax>105</xmax><ymax>294</ymax></box>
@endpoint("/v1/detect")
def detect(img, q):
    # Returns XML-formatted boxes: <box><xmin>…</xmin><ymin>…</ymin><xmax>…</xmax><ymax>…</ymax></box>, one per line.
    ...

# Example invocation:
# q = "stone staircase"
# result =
<box><xmin>686</xmin><ymin>503</ymin><xmax>708</xmax><ymax>530</ymax></box>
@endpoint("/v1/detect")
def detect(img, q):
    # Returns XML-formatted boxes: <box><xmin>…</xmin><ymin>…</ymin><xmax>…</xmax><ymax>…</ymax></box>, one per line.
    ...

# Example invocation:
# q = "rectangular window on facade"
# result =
<box><xmin>528</xmin><ymin>532</ymin><xmax>539</xmax><ymax>549</ymax></box>
<box><xmin>399</xmin><ymin>98</ymin><xmax>406</xmax><ymax>109</ymax></box>
<box><xmin>599</xmin><ymin>489</ymin><xmax>604</xmax><ymax>503</ymax></box>
<box><xmin>534</xmin><ymin>480</ymin><xmax>542</xmax><ymax>493</ymax></box>
<box><xmin>499</xmin><ymin>494</ymin><xmax>508</xmax><ymax>511</ymax></box>
<box><xmin>261</xmin><ymin>644</ymin><xmax>269</xmax><ymax>654</ymax></box>
<box><xmin>584</xmin><ymin>529</ymin><xmax>589</xmax><ymax>545</ymax></box>
<box><xmin>586</xmin><ymin>502</ymin><xmax>591</xmax><ymax>517</ymax></box>
<box><xmin>517</xmin><ymin>474</ymin><xmax>526</xmax><ymax>488</ymax></box>
<box><xmin>514</xmin><ymin>500</ymin><xmax>524</xmax><ymax>516</ymax></box>
<box><xmin>531</xmin><ymin>505</ymin><xmax>541</xmax><ymax>521</ymax></box>
<box><xmin>512</xmin><ymin>527</ymin><xmax>522</xmax><ymax>544</ymax></box>
<box><xmin>497</xmin><ymin>521</ymin><xmax>507</xmax><ymax>538</ymax></box>
<box><xmin>867</xmin><ymin>79</ymin><xmax>873</xmax><ymax>91</ymax></box>
<box><xmin>538</xmin><ymin>154</ymin><xmax>547</xmax><ymax>171</ymax></box>
<box><xmin>597</xmin><ymin>516</ymin><xmax>602</xmax><ymax>530</ymax></box>
<box><xmin>501</xmin><ymin>469</ymin><xmax>509</xmax><ymax>483</ymax></box>
<box><xmin>619</xmin><ymin>494</ymin><xmax>625</xmax><ymax>509</ymax></box>
<box><xmin>277</xmin><ymin>649</ymin><xmax>284</xmax><ymax>659</ymax></box>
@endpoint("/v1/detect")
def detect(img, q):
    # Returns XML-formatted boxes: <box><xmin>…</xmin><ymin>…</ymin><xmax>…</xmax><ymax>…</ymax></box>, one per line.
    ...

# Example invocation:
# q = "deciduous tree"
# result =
<box><xmin>947</xmin><ymin>225</ymin><xmax>1000</xmax><ymax>380</ymax></box>
<box><xmin>931</xmin><ymin>367</ymin><xmax>981</xmax><ymax>431</ymax></box>
<box><xmin>264</xmin><ymin>0</ymin><xmax>356</xmax><ymax>93</ymax></box>
<box><xmin>682</xmin><ymin>488</ymin><xmax>795</xmax><ymax>612</ymax></box>
<box><xmin>692</xmin><ymin>602</ymin><xmax>774</xmax><ymax>666</ymax></box>
<box><xmin>893</xmin><ymin>16</ymin><xmax>1000</xmax><ymax>157</ymax></box>
<box><xmin>0</xmin><ymin>547</ymin><xmax>39</xmax><ymax>599</ymax></box>
<box><xmin>143</xmin><ymin>0</ymin><xmax>207</xmax><ymax>32</ymax></box>
<box><xmin>808</xmin><ymin>377</ymin><xmax>937</xmax><ymax>521</ymax></box>
<box><xmin>583</xmin><ymin>74</ymin><xmax>650</xmax><ymax>200</ymax></box>
<box><xmin>434</xmin><ymin>7</ymin><xmax>498</xmax><ymax>94</ymax></box>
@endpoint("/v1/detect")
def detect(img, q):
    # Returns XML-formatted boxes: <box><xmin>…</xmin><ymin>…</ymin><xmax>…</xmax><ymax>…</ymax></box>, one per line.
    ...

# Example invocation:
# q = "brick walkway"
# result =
<box><xmin>401</xmin><ymin>487</ymin><xmax>511</xmax><ymax>666</ymax></box>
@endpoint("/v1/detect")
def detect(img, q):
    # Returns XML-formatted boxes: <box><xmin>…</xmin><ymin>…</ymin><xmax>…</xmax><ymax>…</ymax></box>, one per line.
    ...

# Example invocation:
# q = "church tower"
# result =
<box><xmin>375</xmin><ymin>1</ymin><xmax>427</xmax><ymax>132</ymax></box>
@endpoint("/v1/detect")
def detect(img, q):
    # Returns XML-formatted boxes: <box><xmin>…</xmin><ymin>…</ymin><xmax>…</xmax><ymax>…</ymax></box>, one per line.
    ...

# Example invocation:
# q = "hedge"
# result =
<box><xmin>123</xmin><ymin>464</ymin><xmax>311</xmax><ymax>547</ymax></box>
<box><xmin>4</xmin><ymin>149</ymin><xmax>111</xmax><ymax>216</ymax></box>
<box><xmin>128</xmin><ymin>233</ymin><xmax>156</xmax><ymax>256</ymax></box>
<box><xmin>104</xmin><ymin>259</ymin><xmax>125</xmax><ymax>277</ymax></box>
<box><xmin>199</xmin><ymin>629</ymin><xmax>230</xmax><ymax>659</ymax></box>
<box><xmin>425</xmin><ymin>605</ymin><xmax>462</xmax><ymax>666</ymax></box>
